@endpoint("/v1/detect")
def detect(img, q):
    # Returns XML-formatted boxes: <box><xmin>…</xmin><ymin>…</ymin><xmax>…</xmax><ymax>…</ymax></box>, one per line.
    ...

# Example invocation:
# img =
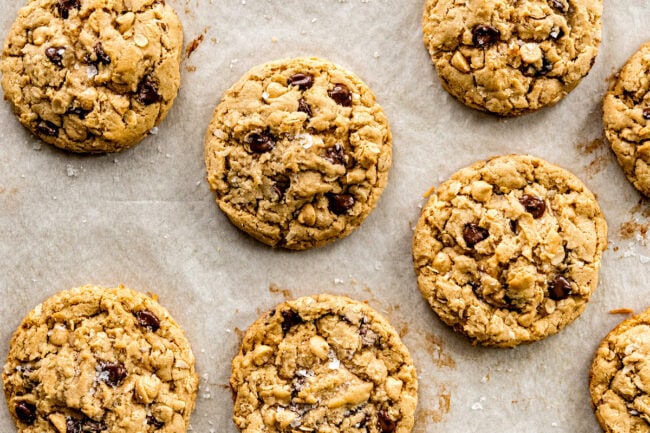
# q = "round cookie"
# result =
<box><xmin>603</xmin><ymin>42</ymin><xmax>650</xmax><ymax>197</ymax></box>
<box><xmin>412</xmin><ymin>154</ymin><xmax>607</xmax><ymax>347</ymax></box>
<box><xmin>2</xmin><ymin>285</ymin><xmax>198</xmax><ymax>433</ymax></box>
<box><xmin>230</xmin><ymin>294</ymin><xmax>418</xmax><ymax>433</ymax></box>
<box><xmin>422</xmin><ymin>0</ymin><xmax>602</xmax><ymax>116</ymax></box>
<box><xmin>1</xmin><ymin>0</ymin><xmax>183</xmax><ymax>153</ymax></box>
<box><xmin>204</xmin><ymin>57</ymin><xmax>392</xmax><ymax>250</ymax></box>
<box><xmin>590</xmin><ymin>308</ymin><xmax>650</xmax><ymax>433</ymax></box>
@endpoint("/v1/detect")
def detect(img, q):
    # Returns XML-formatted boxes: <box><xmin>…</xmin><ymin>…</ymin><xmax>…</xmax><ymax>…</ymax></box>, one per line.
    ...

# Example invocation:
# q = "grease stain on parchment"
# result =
<box><xmin>619</xmin><ymin>199</ymin><xmax>650</xmax><ymax>241</ymax></box>
<box><xmin>269</xmin><ymin>283</ymin><xmax>293</xmax><ymax>300</ymax></box>
<box><xmin>412</xmin><ymin>385</ymin><xmax>452</xmax><ymax>430</ymax></box>
<box><xmin>576</xmin><ymin>137</ymin><xmax>610</xmax><ymax>177</ymax></box>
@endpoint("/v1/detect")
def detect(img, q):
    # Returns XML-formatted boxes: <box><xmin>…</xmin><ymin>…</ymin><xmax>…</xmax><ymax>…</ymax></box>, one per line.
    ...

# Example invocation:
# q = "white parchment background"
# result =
<box><xmin>1</xmin><ymin>1</ymin><xmax>649</xmax><ymax>432</ymax></box>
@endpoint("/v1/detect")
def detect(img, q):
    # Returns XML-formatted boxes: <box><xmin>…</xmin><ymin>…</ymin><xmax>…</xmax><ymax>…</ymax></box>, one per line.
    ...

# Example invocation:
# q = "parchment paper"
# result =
<box><xmin>1</xmin><ymin>1</ymin><xmax>649</xmax><ymax>432</ymax></box>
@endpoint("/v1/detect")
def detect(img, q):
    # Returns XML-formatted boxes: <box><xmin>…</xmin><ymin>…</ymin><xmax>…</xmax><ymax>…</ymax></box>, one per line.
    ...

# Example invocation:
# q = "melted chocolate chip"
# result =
<box><xmin>36</xmin><ymin>120</ymin><xmax>59</xmax><ymax>137</ymax></box>
<box><xmin>463</xmin><ymin>223</ymin><xmax>489</xmax><ymax>248</ymax></box>
<box><xmin>56</xmin><ymin>0</ymin><xmax>81</xmax><ymax>19</ymax></box>
<box><xmin>509</xmin><ymin>219</ymin><xmax>518</xmax><ymax>233</ymax></box>
<box><xmin>98</xmin><ymin>361</ymin><xmax>127</xmax><ymax>387</ymax></box>
<box><xmin>146</xmin><ymin>415</ymin><xmax>164</xmax><ymax>429</ymax></box>
<box><xmin>273</xmin><ymin>175</ymin><xmax>290</xmax><ymax>202</ymax></box>
<box><xmin>15</xmin><ymin>402</ymin><xmax>36</xmax><ymax>425</ymax></box>
<box><xmin>327</xmin><ymin>193</ymin><xmax>355</xmax><ymax>215</ymax></box>
<box><xmin>521</xmin><ymin>56</ymin><xmax>554</xmax><ymax>77</ymax></box>
<box><xmin>134</xmin><ymin>310</ymin><xmax>160</xmax><ymax>332</ymax></box>
<box><xmin>549</xmin><ymin>276</ymin><xmax>572</xmax><ymax>301</ymax></box>
<box><xmin>472</xmin><ymin>25</ymin><xmax>500</xmax><ymax>48</ymax></box>
<box><xmin>94</xmin><ymin>43</ymin><xmax>111</xmax><ymax>65</ymax></box>
<box><xmin>323</xmin><ymin>144</ymin><xmax>346</xmax><ymax>165</ymax></box>
<box><xmin>360</xmin><ymin>325</ymin><xmax>379</xmax><ymax>347</ymax></box>
<box><xmin>287</xmin><ymin>73</ymin><xmax>314</xmax><ymax>90</ymax></box>
<box><xmin>643</xmin><ymin>108</ymin><xmax>650</xmax><ymax>120</ymax></box>
<box><xmin>246</xmin><ymin>131</ymin><xmax>275</xmax><ymax>153</ymax></box>
<box><xmin>281</xmin><ymin>310</ymin><xmax>303</xmax><ymax>334</ymax></box>
<box><xmin>329</xmin><ymin>83</ymin><xmax>352</xmax><ymax>107</ymax></box>
<box><xmin>66</xmin><ymin>417</ymin><xmax>106</xmax><ymax>433</ymax></box>
<box><xmin>67</xmin><ymin>106</ymin><xmax>90</xmax><ymax>119</ymax></box>
<box><xmin>549</xmin><ymin>26</ymin><xmax>564</xmax><ymax>40</ymax></box>
<box><xmin>548</xmin><ymin>0</ymin><xmax>568</xmax><ymax>13</ymax></box>
<box><xmin>519</xmin><ymin>194</ymin><xmax>546</xmax><ymax>218</ymax></box>
<box><xmin>377</xmin><ymin>410</ymin><xmax>396</xmax><ymax>433</ymax></box>
<box><xmin>45</xmin><ymin>47</ymin><xmax>65</xmax><ymax>67</ymax></box>
<box><xmin>297</xmin><ymin>98</ymin><xmax>312</xmax><ymax>117</ymax></box>
<box><xmin>135</xmin><ymin>76</ymin><xmax>161</xmax><ymax>105</ymax></box>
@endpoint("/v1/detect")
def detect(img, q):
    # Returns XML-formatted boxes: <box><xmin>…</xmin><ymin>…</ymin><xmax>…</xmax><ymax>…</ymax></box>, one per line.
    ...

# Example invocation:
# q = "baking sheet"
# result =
<box><xmin>1</xmin><ymin>0</ymin><xmax>649</xmax><ymax>432</ymax></box>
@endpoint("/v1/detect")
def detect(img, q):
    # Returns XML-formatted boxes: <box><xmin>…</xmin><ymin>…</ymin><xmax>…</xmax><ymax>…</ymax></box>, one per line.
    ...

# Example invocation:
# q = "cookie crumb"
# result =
<box><xmin>610</xmin><ymin>308</ymin><xmax>634</xmax><ymax>315</ymax></box>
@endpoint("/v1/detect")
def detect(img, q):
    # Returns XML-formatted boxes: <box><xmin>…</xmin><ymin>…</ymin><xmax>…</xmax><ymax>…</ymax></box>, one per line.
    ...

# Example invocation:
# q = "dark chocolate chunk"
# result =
<box><xmin>66</xmin><ymin>417</ymin><xmax>106</xmax><ymax>433</ymax></box>
<box><xmin>521</xmin><ymin>57</ymin><xmax>554</xmax><ymax>78</ymax></box>
<box><xmin>360</xmin><ymin>325</ymin><xmax>380</xmax><ymax>347</ymax></box>
<box><xmin>94</xmin><ymin>43</ymin><xmax>111</xmax><ymax>65</ymax></box>
<box><xmin>135</xmin><ymin>76</ymin><xmax>161</xmax><ymax>105</ymax></box>
<box><xmin>298</xmin><ymin>98</ymin><xmax>312</xmax><ymax>117</ymax></box>
<box><xmin>273</xmin><ymin>175</ymin><xmax>290</xmax><ymax>202</ymax></box>
<box><xmin>15</xmin><ymin>402</ymin><xmax>36</xmax><ymax>425</ymax></box>
<box><xmin>377</xmin><ymin>410</ymin><xmax>396</xmax><ymax>433</ymax></box>
<box><xmin>45</xmin><ymin>47</ymin><xmax>65</xmax><ymax>67</ymax></box>
<box><xmin>472</xmin><ymin>25</ymin><xmax>500</xmax><ymax>48</ymax></box>
<box><xmin>246</xmin><ymin>130</ymin><xmax>275</xmax><ymax>153</ymax></box>
<box><xmin>643</xmin><ymin>108</ymin><xmax>650</xmax><ymax>120</ymax></box>
<box><xmin>98</xmin><ymin>361</ymin><xmax>127</xmax><ymax>387</ymax></box>
<box><xmin>36</xmin><ymin>120</ymin><xmax>59</xmax><ymax>137</ymax></box>
<box><xmin>519</xmin><ymin>194</ymin><xmax>546</xmax><ymax>218</ymax></box>
<box><xmin>548</xmin><ymin>276</ymin><xmax>572</xmax><ymax>301</ymax></box>
<box><xmin>67</xmin><ymin>106</ymin><xmax>90</xmax><ymax>119</ymax></box>
<box><xmin>509</xmin><ymin>219</ymin><xmax>518</xmax><ymax>233</ymax></box>
<box><xmin>134</xmin><ymin>310</ymin><xmax>160</xmax><ymax>332</ymax></box>
<box><xmin>287</xmin><ymin>73</ymin><xmax>314</xmax><ymax>90</ymax></box>
<box><xmin>463</xmin><ymin>223</ymin><xmax>489</xmax><ymax>248</ymax></box>
<box><xmin>56</xmin><ymin>0</ymin><xmax>81</xmax><ymax>19</ymax></box>
<box><xmin>548</xmin><ymin>0</ymin><xmax>569</xmax><ymax>13</ymax></box>
<box><xmin>327</xmin><ymin>193</ymin><xmax>355</xmax><ymax>215</ymax></box>
<box><xmin>281</xmin><ymin>309</ymin><xmax>303</xmax><ymax>334</ymax></box>
<box><xmin>146</xmin><ymin>415</ymin><xmax>164</xmax><ymax>429</ymax></box>
<box><xmin>323</xmin><ymin>144</ymin><xmax>345</xmax><ymax>165</ymax></box>
<box><xmin>329</xmin><ymin>83</ymin><xmax>352</xmax><ymax>107</ymax></box>
<box><xmin>549</xmin><ymin>26</ymin><xmax>564</xmax><ymax>40</ymax></box>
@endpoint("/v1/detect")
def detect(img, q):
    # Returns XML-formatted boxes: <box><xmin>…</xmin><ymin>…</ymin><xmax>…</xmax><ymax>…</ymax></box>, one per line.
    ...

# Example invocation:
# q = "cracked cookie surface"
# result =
<box><xmin>2</xmin><ymin>285</ymin><xmax>198</xmax><ymax>433</ymax></box>
<box><xmin>1</xmin><ymin>0</ymin><xmax>183</xmax><ymax>153</ymax></box>
<box><xmin>412</xmin><ymin>155</ymin><xmax>607</xmax><ymax>347</ymax></box>
<box><xmin>590</xmin><ymin>308</ymin><xmax>650</xmax><ymax>433</ymax></box>
<box><xmin>230</xmin><ymin>294</ymin><xmax>417</xmax><ymax>433</ymax></box>
<box><xmin>603</xmin><ymin>42</ymin><xmax>650</xmax><ymax>197</ymax></box>
<box><xmin>422</xmin><ymin>0</ymin><xmax>602</xmax><ymax>116</ymax></box>
<box><xmin>204</xmin><ymin>57</ymin><xmax>392</xmax><ymax>250</ymax></box>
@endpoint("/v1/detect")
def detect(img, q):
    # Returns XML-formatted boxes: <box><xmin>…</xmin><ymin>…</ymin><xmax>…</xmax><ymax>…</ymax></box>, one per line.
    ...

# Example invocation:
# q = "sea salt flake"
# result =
<box><xmin>471</xmin><ymin>402</ymin><xmax>483</xmax><ymax>410</ymax></box>
<box><xmin>66</xmin><ymin>164</ymin><xmax>78</xmax><ymax>177</ymax></box>
<box><xmin>640</xmin><ymin>255</ymin><xmax>650</xmax><ymax>264</ymax></box>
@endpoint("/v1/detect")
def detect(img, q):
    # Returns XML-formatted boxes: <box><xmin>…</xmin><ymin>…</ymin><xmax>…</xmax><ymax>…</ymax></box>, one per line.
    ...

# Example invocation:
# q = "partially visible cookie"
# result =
<box><xmin>230</xmin><ymin>294</ymin><xmax>418</xmax><ymax>433</ymax></box>
<box><xmin>412</xmin><ymin>155</ymin><xmax>607</xmax><ymax>347</ymax></box>
<box><xmin>603</xmin><ymin>42</ymin><xmax>650</xmax><ymax>197</ymax></box>
<box><xmin>2</xmin><ymin>285</ymin><xmax>198</xmax><ymax>433</ymax></box>
<box><xmin>1</xmin><ymin>0</ymin><xmax>183</xmax><ymax>153</ymax></box>
<box><xmin>590</xmin><ymin>308</ymin><xmax>650</xmax><ymax>432</ymax></box>
<box><xmin>204</xmin><ymin>57</ymin><xmax>392</xmax><ymax>250</ymax></box>
<box><xmin>422</xmin><ymin>0</ymin><xmax>602</xmax><ymax>116</ymax></box>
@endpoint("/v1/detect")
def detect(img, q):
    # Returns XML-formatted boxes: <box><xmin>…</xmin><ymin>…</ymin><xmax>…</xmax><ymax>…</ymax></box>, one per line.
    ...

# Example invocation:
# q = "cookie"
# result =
<box><xmin>603</xmin><ymin>42</ymin><xmax>650</xmax><ymax>197</ymax></box>
<box><xmin>204</xmin><ymin>57</ymin><xmax>392</xmax><ymax>250</ymax></box>
<box><xmin>422</xmin><ymin>0</ymin><xmax>602</xmax><ymax>116</ymax></box>
<box><xmin>412</xmin><ymin>154</ymin><xmax>607</xmax><ymax>347</ymax></box>
<box><xmin>1</xmin><ymin>0</ymin><xmax>183</xmax><ymax>153</ymax></box>
<box><xmin>230</xmin><ymin>294</ymin><xmax>418</xmax><ymax>433</ymax></box>
<box><xmin>590</xmin><ymin>308</ymin><xmax>650</xmax><ymax>432</ymax></box>
<box><xmin>2</xmin><ymin>285</ymin><xmax>198</xmax><ymax>433</ymax></box>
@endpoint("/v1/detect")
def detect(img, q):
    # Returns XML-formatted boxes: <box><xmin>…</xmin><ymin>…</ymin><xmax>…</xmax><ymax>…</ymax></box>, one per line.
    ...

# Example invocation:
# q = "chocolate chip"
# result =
<box><xmin>519</xmin><ymin>194</ymin><xmax>546</xmax><ymax>218</ymax></box>
<box><xmin>36</xmin><ymin>120</ymin><xmax>59</xmax><ymax>137</ymax></box>
<box><xmin>463</xmin><ymin>223</ymin><xmax>489</xmax><ymax>248</ymax></box>
<box><xmin>329</xmin><ymin>83</ymin><xmax>352</xmax><ymax>107</ymax></box>
<box><xmin>472</xmin><ymin>25</ymin><xmax>500</xmax><ymax>48</ymax></box>
<box><xmin>45</xmin><ymin>47</ymin><xmax>65</xmax><ymax>67</ymax></box>
<box><xmin>643</xmin><ymin>108</ymin><xmax>650</xmax><ymax>120</ymax></box>
<box><xmin>146</xmin><ymin>415</ymin><xmax>164</xmax><ymax>429</ymax></box>
<box><xmin>66</xmin><ymin>417</ymin><xmax>106</xmax><ymax>433</ymax></box>
<box><xmin>548</xmin><ymin>0</ymin><xmax>568</xmax><ymax>13</ymax></box>
<box><xmin>377</xmin><ymin>410</ymin><xmax>396</xmax><ymax>433</ymax></box>
<box><xmin>548</xmin><ymin>276</ymin><xmax>572</xmax><ymax>301</ymax></box>
<box><xmin>246</xmin><ymin>130</ymin><xmax>275</xmax><ymax>153</ymax></box>
<box><xmin>67</xmin><ymin>106</ymin><xmax>90</xmax><ymax>119</ymax></box>
<box><xmin>134</xmin><ymin>310</ymin><xmax>160</xmax><ymax>332</ymax></box>
<box><xmin>93</xmin><ymin>43</ymin><xmax>111</xmax><ymax>65</ymax></box>
<box><xmin>360</xmin><ymin>325</ymin><xmax>379</xmax><ymax>347</ymax></box>
<box><xmin>56</xmin><ymin>0</ymin><xmax>80</xmax><ymax>19</ymax></box>
<box><xmin>281</xmin><ymin>309</ymin><xmax>303</xmax><ymax>334</ymax></box>
<box><xmin>15</xmin><ymin>402</ymin><xmax>36</xmax><ymax>425</ymax></box>
<box><xmin>135</xmin><ymin>76</ymin><xmax>161</xmax><ymax>105</ymax></box>
<box><xmin>327</xmin><ymin>193</ymin><xmax>355</xmax><ymax>215</ymax></box>
<box><xmin>521</xmin><ymin>57</ymin><xmax>553</xmax><ymax>77</ymax></box>
<box><xmin>98</xmin><ymin>361</ymin><xmax>127</xmax><ymax>387</ymax></box>
<box><xmin>323</xmin><ymin>144</ymin><xmax>346</xmax><ymax>165</ymax></box>
<box><xmin>509</xmin><ymin>219</ymin><xmax>518</xmax><ymax>233</ymax></box>
<box><xmin>287</xmin><ymin>73</ymin><xmax>314</xmax><ymax>90</ymax></box>
<box><xmin>273</xmin><ymin>175</ymin><xmax>290</xmax><ymax>202</ymax></box>
<box><xmin>298</xmin><ymin>98</ymin><xmax>312</xmax><ymax>117</ymax></box>
<box><xmin>549</xmin><ymin>26</ymin><xmax>564</xmax><ymax>40</ymax></box>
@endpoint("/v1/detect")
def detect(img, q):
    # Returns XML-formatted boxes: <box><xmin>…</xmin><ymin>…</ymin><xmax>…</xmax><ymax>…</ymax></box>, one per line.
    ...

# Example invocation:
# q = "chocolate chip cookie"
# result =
<box><xmin>590</xmin><ymin>307</ymin><xmax>650</xmax><ymax>432</ymax></box>
<box><xmin>603</xmin><ymin>42</ymin><xmax>650</xmax><ymax>197</ymax></box>
<box><xmin>412</xmin><ymin>155</ymin><xmax>607</xmax><ymax>347</ymax></box>
<box><xmin>422</xmin><ymin>0</ymin><xmax>602</xmax><ymax>116</ymax></box>
<box><xmin>230</xmin><ymin>294</ymin><xmax>418</xmax><ymax>433</ymax></box>
<box><xmin>3</xmin><ymin>285</ymin><xmax>198</xmax><ymax>433</ymax></box>
<box><xmin>1</xmin><ymin>0</ymin><xmax>183</xmax><ymax>153</ymax></box>
<box><xmin>204</xmin><ymin>57</ymin><xmax>392</xmax><ymax>250</ymax></box>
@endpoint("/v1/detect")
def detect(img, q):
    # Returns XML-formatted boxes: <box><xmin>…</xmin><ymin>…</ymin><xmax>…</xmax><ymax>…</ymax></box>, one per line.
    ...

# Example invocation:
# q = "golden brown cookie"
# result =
<box><xmin>2</xmin><ymin>285</ymin><xmax>198</xmax><ymax>433</ymax></box>
<box><xmin>230</xmin><ymin>294</ymin><xmax>418</xmax><ymax>433</ymax></box>
<box><xmin>412</xmin><ymin>155</ymin><xmax>607</xmax><ymax>347</ymax></box>
<box><xmin>590</xmin><ymin>308</ymin><xmax>650</xmax><ymax>432</ymax></box>
<box><xmin>204</xmin><ymin>57</ymin><xmax>392</xmax><ymax>250</ymax></box>
<box><xmin>603</xmin><ymin>42</ymin><xmax>650</xmax><ymax>197</ymax></box>
<box><xmin>1</xmin><ymin>0</ymin><xmax>183</xmax><ymax>153</ymax></box>
<box><xmin>422</xmin><ymin>0</ymin><xmax>602</xmax><ymax>116</ymax></box>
